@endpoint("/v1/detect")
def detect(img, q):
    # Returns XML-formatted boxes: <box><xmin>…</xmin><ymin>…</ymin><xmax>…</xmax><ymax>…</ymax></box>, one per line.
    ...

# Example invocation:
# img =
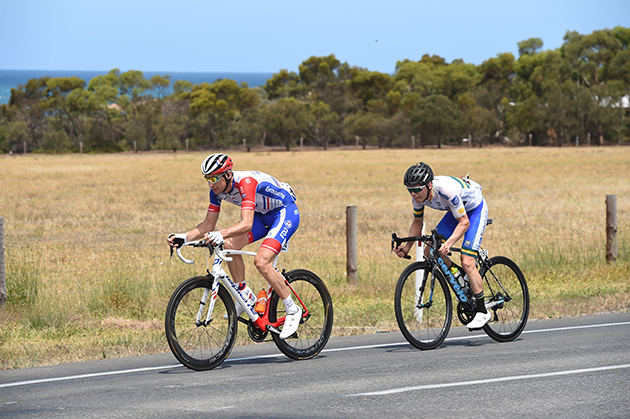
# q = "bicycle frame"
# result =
<box><xmin>175</xmin><ymin>241</ymin><xmax>305</xmax><ymax>336</ymax></box>
<box><xmin>392</xmin><ymin>231</ymin><xmax>473</xmax><ymax>309</ymax></box>
<box><xmin>392</xmin><ymin>229</ymin><xmax>508</xmax><ymax>313</ymax></box>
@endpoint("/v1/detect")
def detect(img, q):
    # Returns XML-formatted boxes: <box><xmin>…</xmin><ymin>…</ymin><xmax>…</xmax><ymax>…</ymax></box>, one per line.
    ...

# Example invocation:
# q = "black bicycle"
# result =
<box><xmin>391</xmin><ymin>220</ymin><xmax>529</xmax><ymax>350</ymax></box>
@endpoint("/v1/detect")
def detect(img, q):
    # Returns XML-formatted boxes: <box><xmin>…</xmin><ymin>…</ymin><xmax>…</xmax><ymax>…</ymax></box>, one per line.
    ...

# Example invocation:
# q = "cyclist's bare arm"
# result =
<box><xmin>216</xmin><ymin>208</ymin><xmax>255</xmax><ymax>241</ymax></box>
<box><xmin>167</xmin><ymin>211</ymin><xmax>219</xmax><ymax>247</ymax></box>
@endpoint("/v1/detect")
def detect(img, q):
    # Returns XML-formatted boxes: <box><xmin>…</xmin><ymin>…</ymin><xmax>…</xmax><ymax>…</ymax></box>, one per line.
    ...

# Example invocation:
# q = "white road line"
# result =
<box><xmin>345</xmin><ymin>364</ymin><xmax>630</xmax><ymax>397</ymax></box>
<box><xmin>1</xmin><ymin>320</ymin><xmax>628</xmax><ymax>389</ymax></box>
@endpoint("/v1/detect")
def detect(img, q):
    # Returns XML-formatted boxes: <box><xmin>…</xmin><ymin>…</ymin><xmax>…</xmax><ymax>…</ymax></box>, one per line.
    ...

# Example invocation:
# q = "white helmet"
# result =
<box><xmin>201</xmin><ymin>153</ymin><xmax>233</xmax><ymax>176</ymax></box>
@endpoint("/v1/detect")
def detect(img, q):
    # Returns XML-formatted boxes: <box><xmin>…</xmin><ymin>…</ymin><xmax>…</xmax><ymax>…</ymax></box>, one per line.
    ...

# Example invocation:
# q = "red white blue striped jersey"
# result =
<box><xmin>208</xmin><ymin>171</ymin><xmax>296</xmax><ymax>214</ymax></box>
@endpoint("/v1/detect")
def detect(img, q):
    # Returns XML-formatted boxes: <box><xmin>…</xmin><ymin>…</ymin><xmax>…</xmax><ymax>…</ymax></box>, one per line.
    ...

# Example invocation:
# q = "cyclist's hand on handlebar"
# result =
<box><xmin>393</xmin><ymin>244</ymin><xmax>411</xmax><ymax>259</ymax></box>
<box><xmin>205</xmin><ymin>231</ymin><xmax>224</xmax><ymax>246</ymax></box>
<box><xmin>438</xmin><ymin>242</ymin><xmax>452</xmax><ymax>257</ymax></box>
<box><xmin>168</xmin><ymin>233</ymin><xmax>187</xmax><ymax>248</ymax></box>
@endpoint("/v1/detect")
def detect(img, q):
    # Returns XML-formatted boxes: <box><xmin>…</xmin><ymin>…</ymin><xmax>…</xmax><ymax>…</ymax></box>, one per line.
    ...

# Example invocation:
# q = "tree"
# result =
<box><xmin>264</xmin><ymin>69</ymin><xmax>300</xmax><ymax>100</ymax></box>
<box><xmin>43</xmin><ymin>77</ymin><xmax>91</xmax><ymax>150</ymax></box>
<box><xmin>229</xmin><ymin>107</ymin><xmax>264</xmax><ymax>149</ymax></box>
<box><xmin>343</xmin><ymin>110</ymin><xmax>385</xmax><ymax>148</ymax></box>
<box><xmin>149</xmin><ymin>75</ymin><xmax>171</xmax><ymax>98</ymax></box>
<box><xmin>411</xmin><ymin>95</ymin><xmax>465</xmax><ymax>148</ymax></box>
<box><xmin>348</xmin><ymin>70</ymin><xmax>392</xmax><ymax>110</ymax></box>
<box><xmin>518</xmin><ymin>38</ymin><xmax>544</xmax><ymax>57</ymax></box>
<box><xmin>262</xmin><ymin>98</ymin><xmax>309</xmax><ymax>150</ymax></box>
<box><xmin>308</xmin><ymin>101</ymin><xmax>340</xmax><ymax>149</ymax></box>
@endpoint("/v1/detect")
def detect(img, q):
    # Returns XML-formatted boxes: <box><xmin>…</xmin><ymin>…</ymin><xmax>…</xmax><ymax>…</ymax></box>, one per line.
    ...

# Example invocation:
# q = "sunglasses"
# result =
<box><xmin>204</xmin><ymin>173</ymin><xmax>226</xmax><ymax>184</ymax></box>
<box><xmin>407</xmin><ymin>185</ymin><xmax>426</xmax><ymax>194</ymax></box>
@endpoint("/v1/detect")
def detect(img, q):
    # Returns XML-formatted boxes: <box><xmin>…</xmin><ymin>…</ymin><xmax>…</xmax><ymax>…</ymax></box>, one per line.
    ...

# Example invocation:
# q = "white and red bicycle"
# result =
<box><xmin>165</xmin><ymin>240</ymin><xmax>334</xmax><ymax>371</ymax></box>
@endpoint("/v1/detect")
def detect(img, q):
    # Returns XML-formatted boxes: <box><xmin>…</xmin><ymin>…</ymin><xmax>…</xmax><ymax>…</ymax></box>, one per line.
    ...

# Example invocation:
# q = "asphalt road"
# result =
<box><xmin>1</xmin><ymin>312</ymin><xmax>629</xmax><ymax>419</ymax></box>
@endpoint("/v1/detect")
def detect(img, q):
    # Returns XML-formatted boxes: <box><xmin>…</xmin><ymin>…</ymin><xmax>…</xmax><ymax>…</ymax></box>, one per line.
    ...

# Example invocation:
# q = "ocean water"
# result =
<box><xmin>0</xmin><ymin>69</ymin><xmax>274</xmax><ymax>105</ymax></box>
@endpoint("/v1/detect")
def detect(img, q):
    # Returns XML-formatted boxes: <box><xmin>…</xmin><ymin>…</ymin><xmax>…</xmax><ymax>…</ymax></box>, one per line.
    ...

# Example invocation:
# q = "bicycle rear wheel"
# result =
<box><xmin>394</xmin><ymin>262</ymin><xmax>452</xmax><ymax>350</ymax></box>
<box><xmin>480</xmin><ymin>256</ymin><xmax>529</xmax><ymax>342</ymax></box>
<box><xmin>165</xmin><ymin>276</ymin><xmax>237</xmax><ymax>371</ymax></box>
<box><xmin>270</xmin><ymin>269</ymin><xmax>334</xmax><ymax>360</ymax></box>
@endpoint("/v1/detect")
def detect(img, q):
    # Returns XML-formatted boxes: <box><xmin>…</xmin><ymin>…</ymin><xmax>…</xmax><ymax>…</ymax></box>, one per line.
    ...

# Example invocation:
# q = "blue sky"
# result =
<box><xmin>1</xmin><ymin>0</ymin><xmax>628</xmax><ymax>74</ymax></box>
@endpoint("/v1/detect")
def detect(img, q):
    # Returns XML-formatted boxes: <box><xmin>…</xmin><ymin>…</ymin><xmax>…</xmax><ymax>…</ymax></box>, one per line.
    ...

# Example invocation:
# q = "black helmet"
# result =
<box><xmin>404</xmin><ymin>162</ymin><xmax>433</xmax><ymax>187</ymax></box>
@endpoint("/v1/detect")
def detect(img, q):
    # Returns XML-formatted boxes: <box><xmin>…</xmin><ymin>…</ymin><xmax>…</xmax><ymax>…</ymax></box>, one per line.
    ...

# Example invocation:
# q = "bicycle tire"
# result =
<box><xmin>394</xmin><ymin>262</ymin><xmax>453</xmax><ymax>350</ymax></box>
<box><xmin>480</xmin><ymin>256</ymin><xmax>529</xmax><ymax>342</ymax></box>
<box><xmin>269</xmin><ymin>269</ymin><xmax>334</xmax><ymax>360</ymax></box>
<box><xmin>165</xmin><ymin>276</ymin><xmax>237</xmax><ymax>371</ymax></box>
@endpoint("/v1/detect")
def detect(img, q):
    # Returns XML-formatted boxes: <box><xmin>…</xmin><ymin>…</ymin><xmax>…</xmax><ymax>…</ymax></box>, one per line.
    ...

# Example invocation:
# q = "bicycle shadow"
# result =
<box><xmin>158</xmin><ymin>353</ymin><xmax>330</xmax><ymax>374</ymax></box>
<box><xmin>384</xmin><ymin>330</ymin><xmax>513</xmax><ymax>354</ymax></box>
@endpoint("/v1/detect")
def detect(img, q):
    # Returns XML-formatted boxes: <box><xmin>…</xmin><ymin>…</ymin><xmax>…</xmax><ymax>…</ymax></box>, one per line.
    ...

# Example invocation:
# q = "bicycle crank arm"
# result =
<box><xmin>266</xmin><ymin>325</ymin><xmax>281</xmax><ymax>335</ymax></box>
<box><xmin>485</xmin><ymin>299</ymin><xmax>505</xmax><ymax>310</ymax></box>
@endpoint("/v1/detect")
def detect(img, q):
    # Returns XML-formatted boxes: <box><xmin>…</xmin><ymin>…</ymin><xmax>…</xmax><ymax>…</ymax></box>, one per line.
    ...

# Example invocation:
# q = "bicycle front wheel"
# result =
<box><xmin>394</xmin><ymin>262</ymin><xmax>452</xmax><ymax>350</ymax></box>
<box><xmin>270</xmin><ymin>269</ymin><xmax>334</xmax><ymax>360</ymax></box>
<box><xmin>480</xmin><ymin>256</ymin><xmax>529</xmax><ymax>342</ymax></box>
<box><xmin>165</xmin><ymin>276</ymin><xmax>237</xmax><ymax>371</ymax></box>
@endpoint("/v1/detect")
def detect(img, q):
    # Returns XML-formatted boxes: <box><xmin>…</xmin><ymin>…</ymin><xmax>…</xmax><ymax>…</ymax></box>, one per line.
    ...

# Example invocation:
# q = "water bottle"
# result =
<box><xmin>450</xmin><ymin>266</ymin><xmax>466</xmax><ymax>288</ymax></box>
<box><xmin>255</xmin><ymin>288</ymin><xmax>268</xmax><ymax>314</ymax></box>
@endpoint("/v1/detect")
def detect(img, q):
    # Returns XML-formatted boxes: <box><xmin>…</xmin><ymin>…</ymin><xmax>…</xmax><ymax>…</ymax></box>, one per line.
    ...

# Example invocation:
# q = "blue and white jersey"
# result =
<box><xmin>413</xmin><ymin>175</ymin><xmax>484</xmax><ymax>219</ymax></box>
<box><xmin>208</xmin><ymin>171</ymin><xmax>296</xmax><ymax>214</ymax></box>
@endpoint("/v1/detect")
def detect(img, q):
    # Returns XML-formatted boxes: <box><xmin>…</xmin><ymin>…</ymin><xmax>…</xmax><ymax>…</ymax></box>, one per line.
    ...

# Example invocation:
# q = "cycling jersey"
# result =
<box><xmin>412</xmin><ymin>175</ymin><xmax>487</xmax><ymax>258</ymax></box>
<box><xmin>412</xmin><ymin>175</ymin><xmax>483</xmax><ymax>219</ymax></box>
<box><xmin>208</xmin><ymin>171</ymin><xmax>296</xmax><ymax>214</ymax></box>
<box><xmin>208</xmin><ymin>170</ymin><xmax>299</xmax><ymax>254</ymax></box>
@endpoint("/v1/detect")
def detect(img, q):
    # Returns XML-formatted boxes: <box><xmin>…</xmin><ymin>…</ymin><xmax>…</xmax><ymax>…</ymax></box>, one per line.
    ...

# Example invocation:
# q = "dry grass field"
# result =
<box><xmin>1</xmin><ymin>146</ymin><xmax>629</xmax><ymax>369</ymax></box>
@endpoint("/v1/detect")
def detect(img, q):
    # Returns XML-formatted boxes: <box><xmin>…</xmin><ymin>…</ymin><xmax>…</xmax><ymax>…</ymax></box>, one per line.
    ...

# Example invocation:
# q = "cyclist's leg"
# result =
<box><xmin>253</xmin><ymin>205</ymin><xmax>303</xmax><ymax>338</ymax></box>
<box><xmin>224</xmin><ymin>234</ymin><xmax>250</xmax><ymax>283</ymax></box>
<box><xmin>459</xmin><ymin>199</ymin><xmax>488</xmax><ymax>294</ymax></box>
<box><xmin>253</xmin><ymin>204</ymin><xmax>300</xmax><ymax>300</ymax></box>
<box><xmin>460</xmin><ymin>199</ymin><xmax>491</xmax><ymax>328</ymax></box>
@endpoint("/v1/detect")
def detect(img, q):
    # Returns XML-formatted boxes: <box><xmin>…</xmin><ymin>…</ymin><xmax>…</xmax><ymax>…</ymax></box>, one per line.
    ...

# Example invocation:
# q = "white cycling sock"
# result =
<box><xmin>282</xmin><ymin>297</ymin><xmax>299</xmax><ymax>315</ymax></box>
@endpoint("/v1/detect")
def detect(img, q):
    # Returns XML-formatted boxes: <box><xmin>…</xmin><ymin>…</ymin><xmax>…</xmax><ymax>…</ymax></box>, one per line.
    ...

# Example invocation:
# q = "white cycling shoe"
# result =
<box><xmin>279</xmin><ymin>307</ymin><xmax>302</xmax><ymax>339</ymax></box>
<box><xmin>467</xmin><ymin>311</ymin><xmax>491</xmax><ymax>329</ymax></box>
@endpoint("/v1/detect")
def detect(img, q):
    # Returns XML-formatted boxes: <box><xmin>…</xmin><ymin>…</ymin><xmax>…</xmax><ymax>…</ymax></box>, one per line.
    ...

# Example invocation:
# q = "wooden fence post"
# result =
<box><xmin>606</xmin><ymin>195</ymin><xmax>617</xmax><ymax>263</ymax></box>
<box><xmin>346</xmin><ymin>205</ymin><xmax>358</xmax><ymax>284</ymax></box>
<box><xmin>0</xmin><ymin>217</ymin><xmax>6</xmax><ymax>309</ymax></box>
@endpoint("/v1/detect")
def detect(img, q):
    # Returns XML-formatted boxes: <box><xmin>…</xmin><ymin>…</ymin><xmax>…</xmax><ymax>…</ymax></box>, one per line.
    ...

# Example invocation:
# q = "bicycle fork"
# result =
<box><xmin>195</xmin><ymin>283</ymin><xmax>220</xmax><ymax>327</ymax></box>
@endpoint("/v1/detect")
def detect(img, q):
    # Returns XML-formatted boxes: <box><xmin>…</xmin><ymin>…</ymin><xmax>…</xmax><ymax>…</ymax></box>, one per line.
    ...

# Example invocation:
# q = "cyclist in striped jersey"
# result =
<box><xmin>167</xmin><ymin>153</ymin><xmax>302</xmax><ymax>339</ymax></box>
<box><xmin>394</xmin><ymin>162</ymin><xmax>491</xmax><ymax>329</ymax></box>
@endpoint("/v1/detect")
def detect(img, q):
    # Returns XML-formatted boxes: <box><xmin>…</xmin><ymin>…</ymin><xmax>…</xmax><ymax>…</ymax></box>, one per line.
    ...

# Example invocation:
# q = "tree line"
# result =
<box><xmin>1</xmin><ymin>26</ymin><xmax>628</xmax><ymax>154</ymax></box>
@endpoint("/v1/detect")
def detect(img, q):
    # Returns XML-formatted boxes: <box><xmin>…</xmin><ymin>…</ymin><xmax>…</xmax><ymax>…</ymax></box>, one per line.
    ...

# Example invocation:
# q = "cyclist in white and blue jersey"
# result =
<box><xmin>167</xmin><ymin>153</ymin><xmax>302</xmax><ymax>339</ymax></box>
<box><xmin>394</xmin><ymin>162</ymin><xmax>491</xmax><ymax>329</ymax></box>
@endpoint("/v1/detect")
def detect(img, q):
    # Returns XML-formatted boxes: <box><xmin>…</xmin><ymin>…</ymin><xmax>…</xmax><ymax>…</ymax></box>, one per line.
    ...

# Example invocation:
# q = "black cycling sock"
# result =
<box><xmin>475</xmin><ymin>291</ymin><xmax>487</xmax><ymax>314</ymax></box>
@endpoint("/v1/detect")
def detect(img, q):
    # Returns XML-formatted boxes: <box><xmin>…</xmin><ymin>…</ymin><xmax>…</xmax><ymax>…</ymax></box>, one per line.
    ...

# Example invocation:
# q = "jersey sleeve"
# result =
<box><xmin>208</xmin><ymin>191</ymin><xmax>221</xmax><ymax>213</ymax></box>
<box><xmin>446</xmin><ymin>191</ymin><xmax>467</xmax><ymax>218</ymax></box>
<box><xmin>412</xmin><ymin>199</ymin><xmax>424</xmax><ymax>218</ymax></box>
<box><xmin>237</xmin><ymin>176</ymin><xmax>258</xmax><ymax>211</ymax></box>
